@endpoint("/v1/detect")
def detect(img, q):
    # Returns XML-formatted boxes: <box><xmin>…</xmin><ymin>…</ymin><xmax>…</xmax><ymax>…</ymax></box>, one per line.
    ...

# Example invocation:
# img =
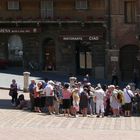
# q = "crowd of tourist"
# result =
<box><xmin>9</xmin><ymin>76</ymin><xmax>140</xmax><ymax>118</ymax></box>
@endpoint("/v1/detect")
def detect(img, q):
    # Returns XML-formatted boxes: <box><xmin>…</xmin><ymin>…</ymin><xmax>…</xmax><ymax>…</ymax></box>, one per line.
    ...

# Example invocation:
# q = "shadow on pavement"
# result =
<box><xmin>0</xmin><ymin>67</ymin><xmax>108</xmax><ymax>84</ymax></box>
<box><xmin>0</xmin><ymin>99</ymin><xmax>31</xmax><ymax>112</ymax></box>
<box><xmin>0</xmin><ymin>67</ymin><xmax>70</xmax><ymax>82</ymax></box>
<box><xmin>0</xmin><ymin>67</ymin><xmax>132</xmax><ymax>88</ymax></box>
<box><xmin>0</xmin><ymin>99</ymin><xmax>14</xmax><ymax>109</ymax></box>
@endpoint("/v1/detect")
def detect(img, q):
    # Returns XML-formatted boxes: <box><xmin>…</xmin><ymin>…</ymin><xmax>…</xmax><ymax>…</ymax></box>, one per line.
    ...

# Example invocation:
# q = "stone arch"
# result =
<box><xmin>119</xmin><ymin>44</ymin><xmax>139</xmax><ymax>81</ymax></box>
<box><xmin>117</xmin><ymin>30</ymin><xmax>138</xmax><ymax>49</ymax></box>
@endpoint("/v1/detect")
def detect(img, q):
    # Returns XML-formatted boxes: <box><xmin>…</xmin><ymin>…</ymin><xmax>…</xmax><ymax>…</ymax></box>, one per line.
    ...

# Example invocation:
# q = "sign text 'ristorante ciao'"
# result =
<box><xmin>60</xmin><ymin>30</ymin><xmax>105</xmax><ymax>41</ymax></box>
<box><xmin>63</xmin><ymin>36</ymin><xmax>99</xmax><ymax>41</ymax></box>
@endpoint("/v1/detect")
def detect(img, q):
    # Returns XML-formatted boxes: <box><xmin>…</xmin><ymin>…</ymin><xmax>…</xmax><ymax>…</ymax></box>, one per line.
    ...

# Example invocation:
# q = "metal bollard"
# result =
<box><xmin>23</xmin><ymin>72</ymin><xmax>30</xmax><ymax>92</ymax></box>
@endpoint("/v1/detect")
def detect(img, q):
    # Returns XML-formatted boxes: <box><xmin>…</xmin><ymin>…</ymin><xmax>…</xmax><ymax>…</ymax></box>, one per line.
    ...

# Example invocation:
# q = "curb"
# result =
<box><xmin>0</xmin><ymin>87</ymin><xmax>23</xmax><ymax>91</ymax></box>
<box><xmin>0</xmin><ymin>87</ymin><xmax>10</xmax><ymax>90</ymax></box>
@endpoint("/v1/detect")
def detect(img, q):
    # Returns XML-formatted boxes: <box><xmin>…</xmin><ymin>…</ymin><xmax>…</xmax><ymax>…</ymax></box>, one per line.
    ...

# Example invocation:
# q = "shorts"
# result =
<box><xmin>34</xmin><ymin>97</ymin><xmax>40</xmax><ymax>107</ymax></box>
<box><xmin>124</xmin><ymin>103</ymin><xmax>132</xmax><ymax>111</ymax></box>
<box><xmin>63</xmin><ymin>99</ymin><xmax>71</xmax><ymax>109</ymax></box>
<box><xmin>46</xmin><ymin>96</ymin><xmax>54</xmax><ymax>107</ymax></box>
<box><xmin>40</xmin><ymin>97</ymin><xmax>46</xmax><ymax>107</ymax></box>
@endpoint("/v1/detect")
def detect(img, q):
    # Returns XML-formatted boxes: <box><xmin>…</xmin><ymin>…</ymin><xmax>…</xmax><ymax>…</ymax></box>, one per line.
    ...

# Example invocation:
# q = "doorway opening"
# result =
<box><xmin>42</xmin><ymin>38</ymin><xmax>56</xmax><ymax>71</ymax></box>
<box><xmin>120</xmin><ymin>45</ymin><xmax>139</xmax><ymax>81</ymax></box>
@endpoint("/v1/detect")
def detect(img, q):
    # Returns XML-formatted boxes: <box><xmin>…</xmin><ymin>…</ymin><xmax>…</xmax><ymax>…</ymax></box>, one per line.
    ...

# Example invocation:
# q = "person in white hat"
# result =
<box><xmin>123</xmin><ymin>85</ymin><xmax>134</xmax><ymax>117</ymax></box>
<box><xmin>109</xmin><ymin>85</ymin><xmax>121</xmax><ymax>117</ymax></box>
<box><xmin>95</xmin><ymin>83</ymin><xmax>106</xmax><ymax>117</ymax></box>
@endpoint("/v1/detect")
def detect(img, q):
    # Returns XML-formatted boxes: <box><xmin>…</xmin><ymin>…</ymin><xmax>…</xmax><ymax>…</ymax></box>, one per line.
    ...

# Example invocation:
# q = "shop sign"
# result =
<box><xmin>89</xmin><ymin>36</ymin><xmax>99</xmax><ymax>41</ymax></box>
<box><xmin>60</xmin><ymin>30</ymin><xmax>105</xmax><ymax>41</ymax></box>
<box><xmin>0</xmin><ymin>28</ymin><xmax>41</xmax><ymax>33</ymax></box>
<box><xmin>62</xmin><ymin>35</ymin><xmax>100</xmax><ymax>41</ymax></box>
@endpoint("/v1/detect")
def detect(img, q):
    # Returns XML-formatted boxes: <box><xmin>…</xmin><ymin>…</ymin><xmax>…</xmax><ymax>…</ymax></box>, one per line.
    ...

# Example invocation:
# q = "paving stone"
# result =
<box><xmin>0</xmin><ymin>89</ymin><xmax>140</xmax><ymax>140</ymax></box>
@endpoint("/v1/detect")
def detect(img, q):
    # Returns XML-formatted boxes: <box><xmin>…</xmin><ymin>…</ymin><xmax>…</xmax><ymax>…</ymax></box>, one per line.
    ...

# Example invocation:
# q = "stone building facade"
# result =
<box><xmin>0</xmin><ymin>0</ymin><xmax>139</xmax><ymax>81</ymax></box>
<box><xmin>109</xmin><ymin>0</ymin><xmax>140</xmax><ymax>81</ymax></box>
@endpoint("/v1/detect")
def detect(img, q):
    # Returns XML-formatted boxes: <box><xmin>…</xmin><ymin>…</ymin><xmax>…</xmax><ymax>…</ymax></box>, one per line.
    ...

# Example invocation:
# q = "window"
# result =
<box><xmin>8</xmin><ymin>35</ymin><xmax>23</xmax><ymax>61</ymax></box>
<box><xmin>75</xmin><ymin>0</ymin><xmax>88</xmax><ymax>10</ymax></box>
<box><xmin>124</xmin><ymin>1</ymin><xmax>136</xmax><ymax>23</ymax></box>
<box><xmin>8</xmin><ymin>0</ymin><xmax>20</xmax><ymax>10</ymax></box>
<box><xmin>79</xmin><ymin>52</ymin><xmax>92</xmax><ymax>69</ymax></box>
<box><xmin>40</xmin><ymin>0</ymin><xmax>53</xmax><ymax>18</ymax></box>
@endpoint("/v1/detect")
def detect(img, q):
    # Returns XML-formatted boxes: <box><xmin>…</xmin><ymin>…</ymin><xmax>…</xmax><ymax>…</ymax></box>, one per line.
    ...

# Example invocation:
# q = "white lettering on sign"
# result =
<box><xmin>0</xmin><ymin>29</ymin><xmax>10</xmax><ymax>33</ymax></box>
<box><xmin>89</xmin><ymin>36</ymin><xmax>99</xmax><ymax>40</ymax></box>
<box><xmin>63</xmin><ymin>37</ymin><xmax>83</xmax><ymax>40</ymax></box>
<box><xmin>0</xmin><ymin>28</ymin><xmax>41</xmax><ymax>33</ymax></box>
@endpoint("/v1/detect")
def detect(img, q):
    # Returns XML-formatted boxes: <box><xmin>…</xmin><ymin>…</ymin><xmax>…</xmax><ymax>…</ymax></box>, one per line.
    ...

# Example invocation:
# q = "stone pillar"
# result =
<box><xmin>23</xmin><ymin>71</ymin><xmax>30</xmax><ymax>92</ymax></box>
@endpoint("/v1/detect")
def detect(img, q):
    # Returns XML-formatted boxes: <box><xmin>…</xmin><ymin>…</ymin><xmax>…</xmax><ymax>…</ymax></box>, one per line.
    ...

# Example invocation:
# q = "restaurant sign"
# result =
<box><xmin>60</xmin><ymin>30</ymin><xmax>105</xmax><ymax>41</ymax></box>
<box><xmin>62</xmin><ymin>36</ymin><xmax>100</xmax><ymax>41</ymax></box>
<box><xmin>0</xmin><ymin>28</ymin><xmax>41</xmax><ymax>33</ymax></box>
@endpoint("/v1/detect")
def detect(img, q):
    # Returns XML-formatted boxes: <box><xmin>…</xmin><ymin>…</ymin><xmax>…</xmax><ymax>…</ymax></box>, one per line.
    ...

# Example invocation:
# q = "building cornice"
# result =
<box><xmin>0</xmin><ymin>20</ymin><xmax>106</xmax><ymax>24</ymax></box>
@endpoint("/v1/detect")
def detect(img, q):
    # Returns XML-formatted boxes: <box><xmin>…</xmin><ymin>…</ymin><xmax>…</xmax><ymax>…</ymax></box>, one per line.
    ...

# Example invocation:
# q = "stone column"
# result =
<box><xmin>23</xmin><ymin>71</ymin><xmax>30</xmax><ymax>92</ymax></box>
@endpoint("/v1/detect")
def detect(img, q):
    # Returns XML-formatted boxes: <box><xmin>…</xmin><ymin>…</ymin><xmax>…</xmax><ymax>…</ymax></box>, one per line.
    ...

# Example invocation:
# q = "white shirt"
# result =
<box><xmin>95</xmin><ymin>88</ymin><xmax>106</xmax><ymax>101</ymax></box>
<box><xmin>43</xmin><ymin>84</ymin><xmax>54</xmax><ymax>97</ymax></box>
<box><xmin>123</xmin><ymin>88</ymin><xmax>134</xmax><ymax>103</ymax></box>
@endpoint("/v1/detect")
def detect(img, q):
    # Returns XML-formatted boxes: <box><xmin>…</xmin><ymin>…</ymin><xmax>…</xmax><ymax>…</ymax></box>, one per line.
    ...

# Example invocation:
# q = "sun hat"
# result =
<box><xmin>48</xmin><ymin>80</ymin><xmax>55</xmax><ymax>85</ymax></box>
<box><xmin>126</xmin><ymin>85</ymin><xmax>131</xmax><ymax>90</ymax></box>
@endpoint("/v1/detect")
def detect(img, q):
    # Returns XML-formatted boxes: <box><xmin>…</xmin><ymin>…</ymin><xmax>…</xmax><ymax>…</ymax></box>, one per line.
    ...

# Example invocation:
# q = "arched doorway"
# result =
<box><xmin>42</xmin><ymin>38</ymin><xmax>56</xmax><ymax>71</ymax></box>
<box><xmin>120</xmin><ymin>45</ymin><xmax>139</xmax><ymax>81</ymax></box>
<box><xmin>8</xmin><ymin>35</ymin><xmax>23</xmax><ymax>66</ymax></box>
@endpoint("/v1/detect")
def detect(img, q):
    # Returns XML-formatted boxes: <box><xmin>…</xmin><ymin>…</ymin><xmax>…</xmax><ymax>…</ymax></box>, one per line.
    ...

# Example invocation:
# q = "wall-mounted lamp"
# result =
<box><xmin>106</xmin><ymin>41</ymin><xmax>109</xmax><ymax>45</ymax></box>
<box><xmin>0</xmin><ymin>42</ymin><xmax>5</xmax><ymax>46</ymax></box>
<box><xmin>136</xmin><ymin>35</ymin><xmax>140</xmax><ymax>40</ymax></box>
<box><xmin>37</xmin><ymin>22</ymin><xmax>40</xmax><ymax>27</ymax></box>
<box><xmin>59</xmin><ymin>22</ymin><xmax>62</xmax><ymax>28</ymax></box>
<box><xmin>68</xmin><ymin>45</ymin><xmax>71</xmax><ymax>49</ymax></box>
<box><xmin>81</xmin><ymin>22</ymin><xmax>85</xmax><ymax>27</ymax></box>
<box><xmin>113</xmin><ymin>44</ymin><xmax>117</xmax><ymax>49</ymax></box>
<box><xmin>103</xmin><ymin>23</ymin><xmax>107</xmax><ymax>28</ymax></box>
<box><xmin>16</xmin><ymin>22</ymin><xmax>18</xmax><ymax>27</ymax></box>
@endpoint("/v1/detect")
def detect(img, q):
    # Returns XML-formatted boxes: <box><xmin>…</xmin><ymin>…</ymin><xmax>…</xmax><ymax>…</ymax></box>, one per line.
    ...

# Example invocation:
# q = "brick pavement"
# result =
<box><xmin>0</xmin><ymin>89</ymin><xmax>140</xmax><ymax>140</ymax></box>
